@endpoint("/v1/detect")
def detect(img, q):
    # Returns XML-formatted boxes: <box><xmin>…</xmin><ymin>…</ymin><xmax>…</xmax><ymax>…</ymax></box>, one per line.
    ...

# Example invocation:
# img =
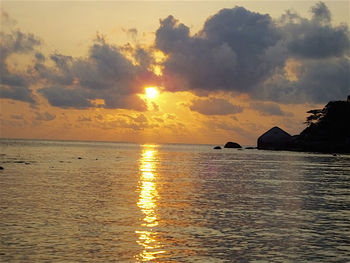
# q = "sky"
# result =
<box><xmin>0</xmin><ymin>1</ymin><xmax>349</xmax><ymax>145</ymax></box>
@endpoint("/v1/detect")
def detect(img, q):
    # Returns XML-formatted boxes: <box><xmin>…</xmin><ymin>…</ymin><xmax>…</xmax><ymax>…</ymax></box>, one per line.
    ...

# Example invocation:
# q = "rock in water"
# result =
<box><xmin>224</xmin><ymin>142</ymin><xmax>242</xmax><ymax>148</ymax></box>
<box><xmin>257</xmin><ymin>126</ymin><xmax>292</xmax><ymax>150</ymax></box>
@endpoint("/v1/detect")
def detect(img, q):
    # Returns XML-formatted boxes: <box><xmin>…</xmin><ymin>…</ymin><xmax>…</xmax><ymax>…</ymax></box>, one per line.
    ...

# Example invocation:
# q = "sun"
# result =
<box><xmin>145</xmin><ymin>87</ymin><xmax>159</xmax><ymax>99</ymax></box>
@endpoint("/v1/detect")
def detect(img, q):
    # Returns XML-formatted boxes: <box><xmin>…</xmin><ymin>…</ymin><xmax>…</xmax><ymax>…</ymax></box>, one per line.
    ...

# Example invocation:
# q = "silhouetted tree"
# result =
<box><xmin>305</xmin><ymin>109</ymin><xmax>324</xmax><ymax>126</ymax></box>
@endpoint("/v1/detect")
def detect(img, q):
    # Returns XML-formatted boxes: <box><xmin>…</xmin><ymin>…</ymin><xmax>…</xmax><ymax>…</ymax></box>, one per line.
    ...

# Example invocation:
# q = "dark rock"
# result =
<box><xmin>257</xmin><ymin>126</ymin><xmax>293</xmax><ymax>150</ymax></box>
<box><xmin>213</xmin><ymin>146</ymin><xmax>222</xmax><ymax>149</ymax></box>
<box><xmin>0</xmin><ymin>166</ymin><xmax>3</xmax><ymax>170</ymax></box>
<box><xmin>294</xmin><ymin>99</ymin><xmax>350</xmax><ymax>153</ymax></box>
<box><xmin>245</xmin><ymin>147</ymin><xmax>256</xmax><ymax>149</ymax></box>
<box><xmin>78</xmin><ymin>157</ymin><xmax>82</xmax><ymax>159</ymax></box>
<box><xmin>258</xmin><ymin>98</ymin><xmax>350</xmax><ymax>153</ymax></box>
<box><xmin>224</xmin><ymin>142</ymin><xmax>242</xmax><ymax>148</ymax></box>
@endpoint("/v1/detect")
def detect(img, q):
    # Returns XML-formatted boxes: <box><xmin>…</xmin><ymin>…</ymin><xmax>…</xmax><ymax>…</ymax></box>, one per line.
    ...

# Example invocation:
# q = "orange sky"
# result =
<box><xmin>1</xmin><ymin>1</ymin><xmax>349</xmax><ymax>145</ymax></box>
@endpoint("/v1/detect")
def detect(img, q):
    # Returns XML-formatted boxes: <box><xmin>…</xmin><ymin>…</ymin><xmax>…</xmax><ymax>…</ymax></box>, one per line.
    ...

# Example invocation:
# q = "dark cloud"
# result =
<box><xmin>311</xmin><ymin>2</ymin><xmax>331</xmax><ymax>24</ymax></box>
<box><xmin>0</xmin><ymin>30</ymin><xmax>40</xmax><ymax>57</ymax></box>
<box><xmin>259</xmin><ymin>57</ymin><xmax>350</xmax><ymax>103</ymax></box>
<box><xmin>155</xmin><ymin>2</ymin><xmax>349</xmax><ymax>103</ymax></box>
<box><xmin>39</xmin><ymin>86</ymin><xmax>93</xmax><ymax>109</ymax></box>
<box><xmin>156</xmin><ymin>9</ymin><xmax>279</xmax><ymax>93</ymax></box>
<box><xmin>0</xmin><ymin>86</ymin><xmax>35</xmax><ymax>103</ymax></box>
<box><xmin>250</xmin><ymin>102</ymin><xmax>289</xmax><ymax>116</ymax></box>
<box><xmin>37</xmin><ymin>38</ymin><xmax>157</xmax><ymax>111</ymax></box>
<box><xmin>281</xmin><ymin>4</ymin><xmax>350</xmax><ymax>59</ymax></box>
<box><xmin>35</xmin><ymin>52</ymin><xmax>45</xmax><ymax>62</ymax></box>
<box><xmin>190</xmin><ymin>98</ymin><xmax>242</xmax><ymax>115</ymax></box>
<box><xmin>0</xmin><ymin>18</ymin><xmax>40</xmax><ymax>103</ymax></box>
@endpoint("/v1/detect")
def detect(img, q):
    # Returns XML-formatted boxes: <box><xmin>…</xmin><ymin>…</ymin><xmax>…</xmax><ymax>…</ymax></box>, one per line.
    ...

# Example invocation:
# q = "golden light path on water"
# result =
<box><xmin>135</xmin><ymin>145</ymin><xmax>165</xmax><ymax>261</ymax></box>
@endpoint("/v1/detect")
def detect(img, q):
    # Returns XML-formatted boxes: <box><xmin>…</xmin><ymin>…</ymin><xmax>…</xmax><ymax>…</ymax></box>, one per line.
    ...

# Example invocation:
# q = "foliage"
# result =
<box><xmin>305</xmin><ymin>109</ymin><xmax>324</xmax><ymax>126</ymax></box>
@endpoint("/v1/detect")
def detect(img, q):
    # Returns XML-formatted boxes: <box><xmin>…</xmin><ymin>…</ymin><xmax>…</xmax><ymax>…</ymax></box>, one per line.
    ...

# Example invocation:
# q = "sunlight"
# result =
<box><xmin>145</xmin><ymin>87</ymin><xmax>159</xmax><ymax>99</ymax></box>
<box><xmin>135</xmin><ymin>145</ymin><xmax>165</xmax><ymax>261</ymax></box>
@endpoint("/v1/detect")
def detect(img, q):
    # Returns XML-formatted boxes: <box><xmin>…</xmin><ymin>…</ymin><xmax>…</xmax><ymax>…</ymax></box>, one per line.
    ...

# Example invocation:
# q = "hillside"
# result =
<box><xmin>293</xmin><ymin>98</ymin><xmax>350</xmax><ymax>153</ymax></box>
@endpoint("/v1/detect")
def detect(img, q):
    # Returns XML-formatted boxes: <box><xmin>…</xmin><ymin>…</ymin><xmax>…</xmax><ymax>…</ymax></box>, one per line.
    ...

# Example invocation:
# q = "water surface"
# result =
<box><xmin>0</xmin><ymin>139</ymin><xmax>349</xmax><ymax>262</ymax></box>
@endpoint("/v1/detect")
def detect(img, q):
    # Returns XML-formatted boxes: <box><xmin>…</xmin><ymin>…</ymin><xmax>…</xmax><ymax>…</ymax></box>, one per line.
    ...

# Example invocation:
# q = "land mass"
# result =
<box><xmin>258</xmin><ymin>97</ymin><xmax>350</xmax><ymax>153</ymax></box>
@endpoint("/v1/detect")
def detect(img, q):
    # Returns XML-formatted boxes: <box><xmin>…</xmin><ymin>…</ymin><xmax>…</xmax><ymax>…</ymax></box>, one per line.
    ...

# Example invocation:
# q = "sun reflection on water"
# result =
<box><xmin>135</xmin><ymin>145</ymin><xmax>165</xmax><ymax>261</ymax></box>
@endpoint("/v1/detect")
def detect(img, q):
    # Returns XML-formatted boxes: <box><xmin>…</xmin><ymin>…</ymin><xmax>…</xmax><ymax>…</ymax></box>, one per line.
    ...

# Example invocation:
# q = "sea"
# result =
<box><xmin>0</xmin><ymin>139</ymin><xmax>349</xmax><ymax>262</ymax></box>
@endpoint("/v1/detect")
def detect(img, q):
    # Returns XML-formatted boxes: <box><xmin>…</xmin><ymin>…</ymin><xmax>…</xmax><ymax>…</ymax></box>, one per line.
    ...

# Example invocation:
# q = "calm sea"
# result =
<box><xmin>0</xmin><ymin>139</ymin><xmax>349</xmax><ymax>262</ymax></box>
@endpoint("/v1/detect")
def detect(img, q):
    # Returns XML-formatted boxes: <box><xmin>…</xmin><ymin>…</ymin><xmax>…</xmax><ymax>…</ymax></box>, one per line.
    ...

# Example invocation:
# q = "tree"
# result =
<box><xmin>305</xmin><ymin>109</ymin><xmax>324</xmax><ymax>126</ymax></box>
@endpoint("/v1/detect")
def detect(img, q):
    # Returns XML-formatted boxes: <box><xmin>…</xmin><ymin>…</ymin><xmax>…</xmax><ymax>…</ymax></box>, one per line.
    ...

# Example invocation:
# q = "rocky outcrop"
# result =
<box><xmin>224</xmin><ymin>142</ymin><xmax>242</xmax><ymax>148</ymax></box>
<box><xmin>257</xmin><ymin>98</ymin><xmax>350</xmax><ymax>153</ymax></box>
<box><xmin>292</xmin><ymin>100</ymin><xmax>350</xmax><ymax>153</ymax></box>
<box><xmin>257</xmin><ymin>126</ymin><xmax>293</xmax><ymax>150</ymax></box>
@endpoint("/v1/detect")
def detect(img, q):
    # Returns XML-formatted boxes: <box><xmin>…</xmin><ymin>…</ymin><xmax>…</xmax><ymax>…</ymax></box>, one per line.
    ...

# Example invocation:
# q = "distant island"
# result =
<box><xmin>258</xmin><ymin>96</ymin><xmax>350</xmax><ymax>153</ymax></box>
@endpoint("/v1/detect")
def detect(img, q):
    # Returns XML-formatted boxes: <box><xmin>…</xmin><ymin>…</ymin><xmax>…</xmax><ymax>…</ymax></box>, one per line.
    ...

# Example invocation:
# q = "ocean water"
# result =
<box><xmin>0</xmin><ymin>139</ymin><xmax>349</xmax><ymax>262</ymax></box>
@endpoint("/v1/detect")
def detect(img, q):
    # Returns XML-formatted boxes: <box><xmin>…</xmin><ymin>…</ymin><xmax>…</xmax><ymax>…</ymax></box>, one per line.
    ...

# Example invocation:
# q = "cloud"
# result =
<box><xmin>155</xmin><ymin>2</ymin><xmax>349</xmax><ymax>103</ymax></box>
<box><xmin>35</xmin><ymin>111</ymin><xmax>56</xmax><ymax>121</ymax></box>
<box><xmin>2</xmin><ymin>2</ymin><xmax>349</xmax><ymax>109</ymax></box>
<box><xmin>281</xmin><ymin>3</ymin><xmax>350</xmax><ymax>59</ymax></box>
<box><xmin>99</xmin><ymin>113</ymin><xmax>155</xmax><ymax>131</ymax></box>
<box><xmin>190</xmin><ymin>97</ymin><xmax>242</xmax><ymax>115</ymax></box>
<box><xmin>37</xmin><ymin>37</ymin><xmax>158</xmax><ymax>110</ymax></box>
<box><xmin>259</xmin><ymin>3</ymin><xmax>350</xmax><ymax>103</ymax></box>
<box><xmin>1</xmin><ymin>10</ymin><xmax>17</xmax><ymax>28</ymax></box>
<box><xmin>134</xmin><ymin>114</ymin><xmax>148</xmax><ymax>123</ymax></box>
<box><xmin>0</xmin><ymin>86</ymin><xmax>35</xmax><ymax>103</ymax></box>
<box><xmin>156</xmin><ymin>8</ymin><xmax>279</xmax><ymax>93</ymax></box>
<box><xmin>153</xmin><ymin>117</ymin><xmax>164</xmax><ymax>123</ymax></box>
<box><xmin>77</xmin><ymin>116</ymin><xmax>92</xmax><ymax>122</ymax></box>
<box><xmin>259</xmin><ymin>57</ymin><xmax>350</xmax><ymax>103</ymax></box>
<box><xmin>11</xmin><ymin>114</ymin><xmax>24</xmax><ymax>120</ymax></box>
<box><xmin>250</xmin><ymin>102</ymin><xmax>289</xmax><ymax>116</ymax></box>
<box><xmin>39</xmin><ymin>86</ymin><xmax>93</xmax><ymax>109</ymax></box>
<box><xmin>0</xmin><ymin>13</ymin><xmax>40</xmax><ymax>103</ymax></box>
<box><xmin>310</xmin><ymin>2</ymin><xmax>331</xmax><ymax>24</ymax></box>
<box><xmin>124</xmin><ymin>28</ymin><xmax>138</xmax><ymax>43</ymax></box>
<box><xmin>151</xmin><ymin>101</ymin><xmax>159</xmax><ymax>112</ymax></box>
